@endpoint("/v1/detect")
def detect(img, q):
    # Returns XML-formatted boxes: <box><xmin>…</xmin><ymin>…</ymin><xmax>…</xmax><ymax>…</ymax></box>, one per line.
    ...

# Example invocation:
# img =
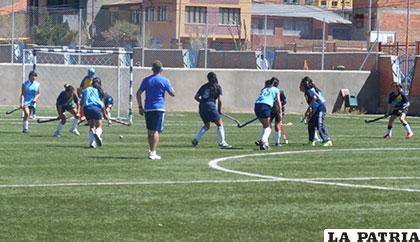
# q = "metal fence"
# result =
<box><xmin>0</xmin><ymin>5</ymin><xmax>414</xmax><ymax>71</ymax></box>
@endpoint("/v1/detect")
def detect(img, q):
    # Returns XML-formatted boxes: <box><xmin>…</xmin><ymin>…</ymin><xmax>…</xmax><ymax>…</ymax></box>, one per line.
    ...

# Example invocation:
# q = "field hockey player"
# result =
<box><xmin>271</xmin><ymin>77</ymin><xmax>288</xmax><ymax>146</ymax></box>
<box><xmin>53</xmin><ymin>84</ymin><xmax>81</xmax><ymax>137</ymax></box>
<box><xmin>191</xmin><ymin>72</ymin><xmax>232</xmax><ymax>149</ymax></box>
<box><xmin>20</xmin><ymin>70</ymin><xmax>40</xmax><ymax>133</ymax></box>
<box><xmin>384</xmin><ymin>82</ymin><xmax>413</xmax><ymax>139</ymax></box>
<box><xmin>254</xmin><ymin>78</ymin><xmax>282</xmax><ymax>150</ymax></box>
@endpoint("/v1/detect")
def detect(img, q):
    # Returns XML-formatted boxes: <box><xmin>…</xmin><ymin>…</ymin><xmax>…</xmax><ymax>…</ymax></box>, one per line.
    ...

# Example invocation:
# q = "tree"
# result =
<box><xmin>32</xmin><ymin>17</ymin><xmax>77</xmax><ymax>46</ymax></box>
<box><xmin>101</xmin><ymin>20</ymin><xmax>139</xmax><ymax>47</ymax></box>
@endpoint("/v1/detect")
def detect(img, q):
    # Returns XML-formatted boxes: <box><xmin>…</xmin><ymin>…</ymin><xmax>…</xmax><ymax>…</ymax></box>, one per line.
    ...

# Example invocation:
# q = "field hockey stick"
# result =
<box><xmin>237</xmin><ymin>117</ymin><xmax>258</xmax><ymax>128</ymax></box>
<box><xmin>221</xmin><ymin>113</ymin><xmax>241</xmax><ymax>126</ymax></box>
<box><xmin>109</xmin><ymin>118</ymin><xmax>131</xmax><ymax>126</ymax></box>
<box><xmin>5</xmin><ymin>107</ymin><xmax>22</xmax><ymax>115</ymax></box>
<box><xmin>36</xmin><ymin>117</ymin><xmax>60</xmax><ymax>123</ymax></box>
<box><xmin>364</xmin><ymin>114</ymin><xmax>389</xmax><ymax>124</ymax></box>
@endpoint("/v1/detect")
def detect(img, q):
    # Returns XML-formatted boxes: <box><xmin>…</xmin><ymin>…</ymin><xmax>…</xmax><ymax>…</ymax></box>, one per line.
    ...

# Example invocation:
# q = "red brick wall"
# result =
<box><xmin>379</xmin><ymin>11</ymin><xmax>420</xmax><ymax>43</ymax></box>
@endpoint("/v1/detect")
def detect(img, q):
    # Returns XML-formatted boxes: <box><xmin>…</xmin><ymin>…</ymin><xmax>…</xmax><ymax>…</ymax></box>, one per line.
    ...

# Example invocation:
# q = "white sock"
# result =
<box><xmin>96</xmin><ymin>127</ymin><xmax>103</xmax><ymax>137</ymax></box>
<box><xmin>403</xmin><ymin>123</ymin><xmax>413</xmax><ymax>134</ymax></box>
<box><xmin>194</xmin><ymin>127</ymin><xmax>208</xmax><ymax>141</ymax></box>
<box><xmin>261</xmin><ymin>127</ymin><xmax>272</xmax><ymax>143</ymax></box>
<box><xmin>71</xmin><ymin>118</ymin><xmax>80</xmax><ymax>131</ymax></box>
<box><xmin>56</xmin><ymin>123</ymin><xmax>64</xmax><ymax>134</ymax></box>
<box><xmin>387</xmin><ymin>128</ymin><xmax>393</xmax><ymax>136</ymax></box>
<box><xmin>275</xmin><ymin>131</ymin><xmax>281</xmax><ymax>144</ymax></box>
<box><xmin>258</xmin><ymin>128</ymin><xmax>264</xmax><ymax>141</ymax></box>
<box><xmin>217</xmin><ymin>126</ymin><xmax>225</xmax><ymax>144</ymax></box>
<box><xmin>314</xmin><ymin>132</ymin><xmax>320</xmax><ymax>141</ymax></box>
<box><xmin>89</xmin><ymin>130</ymin><xmax>95</xmax><ymax>144</ymax></box>
<box><xmin>23</xmin><ymin>120</ymin><xmax>29</xmax><ymax>130</ymax></box>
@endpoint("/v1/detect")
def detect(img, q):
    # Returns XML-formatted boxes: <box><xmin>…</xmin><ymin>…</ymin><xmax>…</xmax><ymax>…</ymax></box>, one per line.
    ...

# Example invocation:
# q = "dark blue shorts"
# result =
<box><xmin>84</xmin><ymin>105</ymin><xmax>103</xmax><ymax>120</ymax></box>
<box><xmin>254</xmin><ymin>103</ymin><xmax>272</xmax><ymax>118</ymax></box>
<box><xmin>199</xmin><ymin>104</ymin><xmax>220</xmax><ymax>123</ymax></box>
<box><xmin>145</xmin><ymin>111</ymin><xmax>164</xmax><ymax>132</ymax></box>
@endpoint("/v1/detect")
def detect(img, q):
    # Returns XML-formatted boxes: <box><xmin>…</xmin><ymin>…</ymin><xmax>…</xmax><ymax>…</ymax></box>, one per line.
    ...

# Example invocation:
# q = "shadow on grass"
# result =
<box><xmin>86</xmin><ymin>156</ymin><xmax>138</xmax><ymax>160</ymax></box>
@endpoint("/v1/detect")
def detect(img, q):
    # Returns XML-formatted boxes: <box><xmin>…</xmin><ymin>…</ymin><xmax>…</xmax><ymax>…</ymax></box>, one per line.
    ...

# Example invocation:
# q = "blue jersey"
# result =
<box><xmin>388</xmin><ymin>91</ymin><xmax>409</xmax><ymax>109</ymax></box>
<box><xmin>23</xmin><ymin>80</ymin><xmax>40</xmax><ymax>107</ymax></box>
<box><xmin>139</xmin><ymin>74</ymin><xmax>174</xmax><ymax>112</ymax></box>
<box><xmin>196</xmin><ymin>83</ymin><xmax>222</xmax><ymax>106</ymax></box>
<box><xmin>82</xmin><ymin>86</ymin><xmax>103</xmax><ymax>108</ymax></box>
<box><xmin>255</xmin><ymin>87</ymin><xmax>279</xmax><ymax>108</ymax></box>
<box><xmin>304</xmin><ymin>87</ymin><xmax>325</xmax><ymax>112</ymax></box>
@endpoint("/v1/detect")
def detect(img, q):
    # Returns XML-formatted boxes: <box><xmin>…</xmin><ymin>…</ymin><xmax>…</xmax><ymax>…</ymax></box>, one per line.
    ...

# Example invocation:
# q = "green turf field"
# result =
<box><xmin>0</xmin><ymin>108</ymin><xmax>419</xmax><ymax>241</ymax></box>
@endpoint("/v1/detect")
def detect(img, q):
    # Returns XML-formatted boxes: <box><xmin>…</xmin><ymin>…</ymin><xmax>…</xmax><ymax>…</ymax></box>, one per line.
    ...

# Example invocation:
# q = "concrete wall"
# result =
<box><xmin>197</xmin><ymin>50</ymin><xmax>257</xmax><ymax>69</ymax></box>
<box><xmin>133</xmin><ymin>48</ymin><xmax>185</xmax><ymax>68</ymax></box>
<box><xmin>273</xmin><ymin>51</ymin><xmax>378</xmax><ymax>71</ymax></box>
<box><xmin>0</xmin><ymin>64</ymin><xmax>372</xmax><ymax>114</ymax></box>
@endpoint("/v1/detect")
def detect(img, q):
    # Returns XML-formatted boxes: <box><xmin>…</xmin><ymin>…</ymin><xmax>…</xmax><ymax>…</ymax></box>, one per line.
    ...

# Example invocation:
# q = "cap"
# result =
<box><xmin>88</xmin><ymin>68</ymin><xmax>95</xmax><ymax>74</ymax></box>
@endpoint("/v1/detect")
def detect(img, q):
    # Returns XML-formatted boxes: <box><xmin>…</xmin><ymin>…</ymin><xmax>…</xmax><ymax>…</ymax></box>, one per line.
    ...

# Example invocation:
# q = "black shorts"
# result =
<box><xmin>391</xmin><ymin>108</ymin><xmax>408</xmax><ymax>116</ymax></box>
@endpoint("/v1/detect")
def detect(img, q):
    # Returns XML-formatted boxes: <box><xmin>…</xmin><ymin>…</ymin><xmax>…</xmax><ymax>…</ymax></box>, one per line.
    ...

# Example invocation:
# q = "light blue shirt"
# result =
<box><xmin>139</xmin><ymin>74</ymin><xmax>174</xmax><ymax>112</ymax></box>
<box><xmin>82</xmin><ymin>86</ymin><xmax>103</xmax><ymax>108</ymax></box>
<box><xmin>255</xmin><ymin>87</ymin><xmax>279</xmax><ymax>107</ymax></box>
<box><xmin>23</xmin><ymin>80</ymin><xmax>40</xmax><ymax>107</ymax></box>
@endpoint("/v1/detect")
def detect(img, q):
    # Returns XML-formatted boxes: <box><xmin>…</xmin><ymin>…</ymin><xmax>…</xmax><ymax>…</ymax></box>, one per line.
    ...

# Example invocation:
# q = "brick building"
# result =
<box><xmin>353</xmin><ymin>0</ymin><xmax>420</xmax><ymax>42</ymax></box>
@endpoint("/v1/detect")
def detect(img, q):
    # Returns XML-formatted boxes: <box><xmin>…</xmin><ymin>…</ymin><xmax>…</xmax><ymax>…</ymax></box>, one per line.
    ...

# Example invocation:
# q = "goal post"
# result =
<box><xmin>22</xmin><ymin>48</ymin><xmax>134</xmax><ymax>125</ymax></box>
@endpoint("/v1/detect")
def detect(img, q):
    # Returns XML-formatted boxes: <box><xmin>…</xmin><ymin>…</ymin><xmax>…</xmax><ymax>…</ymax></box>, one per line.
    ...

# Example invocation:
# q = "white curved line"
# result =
<box><xmin>208</xmin><ymin>148</ymin><xmax>420</xmax><ymax>193</ymax></box>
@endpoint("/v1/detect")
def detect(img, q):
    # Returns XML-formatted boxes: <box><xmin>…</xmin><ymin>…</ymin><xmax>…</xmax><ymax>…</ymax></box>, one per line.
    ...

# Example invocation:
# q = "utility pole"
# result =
<box><xmin>367</xmin><ymin>0</ymin><xmax>372</xmax><ymax>49</ymax></box>
<box><xmin>11</xmin><ymin>0</ymin><xmax>15</xmax><ymax>63</ymax></box>
<box><xmin>405</xmin><ymin>0</ymin><xmax>411</xmax><ymax>93</ymax></box>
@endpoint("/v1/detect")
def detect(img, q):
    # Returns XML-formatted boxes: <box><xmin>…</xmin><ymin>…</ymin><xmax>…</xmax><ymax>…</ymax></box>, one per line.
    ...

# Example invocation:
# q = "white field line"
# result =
<box><xmin>208</xmin><ymin>148</ymin><xmax>420</xmax><ymax>193</ymax></box>
<box><xmin>0</xmin><ymin>179</ymin><xmax>271</xmax><ymax>189</ymax></box>
<box><xmin>0</xmin><ymin>148</ymin><xmax>420</xmax><ymax>190</ymax></box>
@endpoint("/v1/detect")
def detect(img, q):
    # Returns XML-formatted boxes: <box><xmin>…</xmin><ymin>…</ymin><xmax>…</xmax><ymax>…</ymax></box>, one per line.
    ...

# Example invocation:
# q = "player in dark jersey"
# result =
<box><xmin>104</xmin><ymin>93</ymin><xmax>114</xmax><ymax>126</ymax></box>
<box><xmin>271</xmin><ymin>77</ymin><xmax>288</xmax><ymax>146</ymax></box>
<box><xmin>384</xmin><ymin>82</ymin><xmax>413</xmax><ymax>139</ymax></box>
<box><xmin>300</xmin><ymin>76</ymin><xmax>332</xmax><ymax>147</ymax></box>
<box><xmin>192</xmin><ymin>72</ymin><xmax>231</xmax><ymax>148</ymax></box>
<box><xmin>53</xmin><ymin>84</ymin><xmax>80</xmax><ymax>137</ymax></box>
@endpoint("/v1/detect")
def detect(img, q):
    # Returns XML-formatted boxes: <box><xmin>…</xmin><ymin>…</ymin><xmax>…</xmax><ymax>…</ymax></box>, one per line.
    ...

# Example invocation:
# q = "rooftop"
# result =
<box><xmin>252</xmin><ymin>3</ymin><xmax>352</xmax><ymax>24</ymax></box>
<box><xmin>0</xmin><ymin>0</ymin><xmax>27</xmax><ymax>15</ymax></box>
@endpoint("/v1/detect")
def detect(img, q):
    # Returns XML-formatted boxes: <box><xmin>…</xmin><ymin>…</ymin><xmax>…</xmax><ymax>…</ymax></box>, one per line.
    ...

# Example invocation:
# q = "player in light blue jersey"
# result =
<box><xmin>384</xmin><ymin>82</ymin><xmax>413</xmax><ymax>139</ymax></box>
<box><xmin>300</xmin><ymin>76</ymin><xmax>332</xmax><ymax>147</ymax></box>
<box><xmin>136</xmin><ymin>60</ymin><xmax>175</xmax><ymax>160</ymax></box>
<box><xmin>20</xmin><ymin>71</ymin><xmax>41</xmax><ymax>133</ymax></box>
<box><xmin>254</xmin><ymin>78</ymin><xmax>282</xmax><ymax>150</ymax></box>
<box><xmin>82</xmin><ymin>77</ymin><xmax>107</xmax><ymax>148</ymax></box>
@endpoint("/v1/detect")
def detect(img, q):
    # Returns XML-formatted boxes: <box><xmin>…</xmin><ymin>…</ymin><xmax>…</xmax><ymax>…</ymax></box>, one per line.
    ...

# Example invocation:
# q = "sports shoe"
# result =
<box><xmin>192</xmin><ymin>139</ymin><xmax>199</xmax><ymax>147</ymax></box>
<box><xmin>148</xmin><ymin>153</ymin><xmax>161</xmax><ymax>160</ymax></box>
<box><xmin>22</xmin><ymin>129</ymin><xmax>28</xmax><ymax>133</ymax></box>
<box><xmin>94</xmin><ymin>133</ymin><xmax>103</xmax><ymax>147</ymax></box>
<box><xmin>107</xmin><ymin>120</ymin><xmax>112</xmax><ymax>127</ymax></box>
<box><xmin>383</xmin><ymin>134</ymin><xmax>391</xmax><ymax>139</ymax></box>
<box><xmin>406</xmin><ymin>132</ymin><xmax>413</xmax><ymax>139</ymax></box>
<box><xmin>255</xmin><ymin>140</ymin><xmax>262</xmax><ymax>146</ymax></box>
<box><xmin>283</xmin><ymin>139</ymin><xmax>289</xmax><ymax>145</ymax></box>
<box><xmin>89</xmin><ymin>143</ymin><xmax>96</xmax><ymax>149</ymax></box>
<box><xmin>307</xmin><ymin>141</ymin><xmax>316</xmax><ymax>146</ymax></box>
<box><xmin>70</xmin><ymin>129</ymin><xmax>80</xmax><ymax>136</ymax></box>
<box><xmin>219</xmin><ymin>142</ymin><xmax>232</xmax><ymax>149</ymax></box>
<box><xmin>322</xmin><ymin>140</ymin><xmax>333</xmax><ymax>147</ymax></box>
<box><xmin>53</xmin><ymin>131</ymin><xmax>61</xmax><ymax>138</ymax></box>
<box><xmin>260</xmin><ymin>142</ymin><xmax>270</xmax><ymax>150</ymax></box>
<box><xmin>274</xmin><ymin>142</ymin><xmax>282</xmax><ymax>147</ymax></box>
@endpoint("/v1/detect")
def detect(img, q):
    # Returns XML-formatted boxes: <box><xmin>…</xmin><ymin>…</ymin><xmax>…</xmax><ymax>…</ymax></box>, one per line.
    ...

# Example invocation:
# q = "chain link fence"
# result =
<box><xmin>0</xmin><ymin>4</ymin><xmax>416</xmax><ymax>74</ymax></box>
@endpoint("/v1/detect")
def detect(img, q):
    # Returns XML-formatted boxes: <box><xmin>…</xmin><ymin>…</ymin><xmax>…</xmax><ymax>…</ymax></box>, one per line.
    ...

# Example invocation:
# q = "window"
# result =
<box><xmin>131</xmin><ymin>10</ymin><xmax>141</xmax><ymax>24</ymax></box>
<box><xmin>219</xmin><ymin>8</ymin><xmax>240</xmax><ymax>25</ymax></box>
<box><xmin>331</xmin><ymin>0</ymin><xmax>338</xmax><ymax>7</ymax></box>
<box><xmin>354</xmin><ymin>13</ymin><xmax>364</xmax><ymax>28</ymax></box>
<box><xmin>110</xmin><ymin>12</ymin><xmax>118</xmax><ymax>24</ymax></box>
<box><xmin>283</xmin><ymin>20</ymin><xmax>310</xmax><ymax>37</ymax></box>
<box><xmin>146</xmin><ymin>7</ymin><xmax>155</xmax><ymax>22</ymax></box>
<box><xmin>320</xmin><ymin>0</ymin><xmax>327</xmax><ymax>6</ymax></box>
<box><xmin>251</xmin><ymin>18</ymin><xmax>275</xmax><ymax>35</ymax></box>
<box><xmin>157</xmin><ymin>6</ymin><xmax>167</xmax><ymax>21</ymax></box>
<box><xmin>186</xmin><ymin>6</ymin><xmax>207</xmax><ymax>24</ymax></box>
